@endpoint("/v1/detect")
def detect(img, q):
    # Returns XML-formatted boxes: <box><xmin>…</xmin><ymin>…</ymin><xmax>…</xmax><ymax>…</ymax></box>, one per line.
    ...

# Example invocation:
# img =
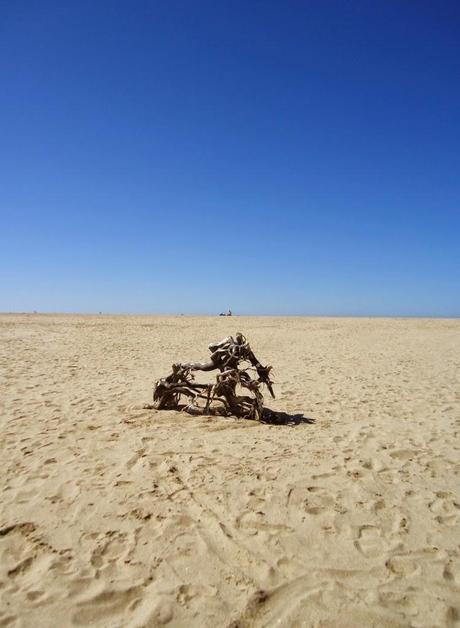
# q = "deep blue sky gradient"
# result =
<box><xmin>1</xmin><ymin>1</ymin><xmax>459</xmax><ymax>315</ymax></box>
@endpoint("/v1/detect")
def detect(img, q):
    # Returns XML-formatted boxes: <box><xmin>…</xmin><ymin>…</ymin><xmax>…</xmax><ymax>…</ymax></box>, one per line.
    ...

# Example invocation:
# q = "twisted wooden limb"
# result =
<box><xmin>150</xmin><ymin>335</ymin><xmax>274</xmax><ymax>420</ymax></box>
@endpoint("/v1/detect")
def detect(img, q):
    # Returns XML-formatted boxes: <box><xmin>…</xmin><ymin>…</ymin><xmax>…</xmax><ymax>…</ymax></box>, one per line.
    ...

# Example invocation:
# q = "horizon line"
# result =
<box><xmin>1</xmin><ymin>311</ymin><xmax>459</xmax><ymax>320</ymax></box>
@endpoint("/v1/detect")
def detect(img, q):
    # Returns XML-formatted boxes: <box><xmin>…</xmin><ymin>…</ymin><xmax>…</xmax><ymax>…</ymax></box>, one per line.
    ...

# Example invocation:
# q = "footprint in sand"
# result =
<box><xmin>354</xmin><ymin>525</ymin><xmax>388</xmax><ymax>558</ymax></box>
<box><xmin>443</xmin><ymin>559</ymin><xmax>460</xmax><ymax>585</ymax></box>
<box><xmin>71</xmin><ymin>586</ymin><xmax>144</xmax><ymax>625</ymax></box>
<box><xmin>303</xmin><ymin>487</ymin><xmax>336</xmax><ymax>515</ymax></box>
<box><xmin>126</xmin><ymin>448</ymin><xmax>147</xmax><ymax>470</ymax></box>
<box><xmin>389</xmin><ymin>449</ymin><xmax>418</xmax><ymax>461</ymax></box>
<box><xmin>89</xmin><ymin>531</ymin><xmax>134</xmax><ymax>569</ymax></box>
<box><xmin>428</xmin><ymin>491</ymin><xmax>460</xmax><ymax>526</ymax></box>
<box><xmin>285</xmin><ymin>485</ymin><xmax>337</xmax><ymax>518</ymax></box>
<box><xmin>385</xmin><ymin>555</ymin><xmax>420</xmax><ymax>577</ymax></box>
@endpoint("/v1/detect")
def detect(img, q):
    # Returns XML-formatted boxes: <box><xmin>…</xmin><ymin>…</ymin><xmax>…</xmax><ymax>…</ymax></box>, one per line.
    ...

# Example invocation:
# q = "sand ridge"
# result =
<box><xmin>0</xmin><ymin>315</ymin><xmax>459</xmax><ymax>627</ymax></box>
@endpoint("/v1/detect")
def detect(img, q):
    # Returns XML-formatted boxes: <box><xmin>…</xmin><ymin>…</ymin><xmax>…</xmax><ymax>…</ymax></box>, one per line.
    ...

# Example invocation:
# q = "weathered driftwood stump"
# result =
<box><xmin>149</xmin><ymin>333</ymin><xmax>274</xmax><ymax>420</ymax></box>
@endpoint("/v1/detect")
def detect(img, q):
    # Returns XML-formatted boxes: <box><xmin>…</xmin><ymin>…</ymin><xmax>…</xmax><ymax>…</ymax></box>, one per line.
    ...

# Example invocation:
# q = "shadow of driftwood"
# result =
<box><xmin>261</xmin><ymin>408</ymin><xmax>316</xmax><ymax>426</ymax></box>
<box><xmin>144</xmin><ymin>403</ymin><xmax>315</xmax><ymax>426</ymax></box>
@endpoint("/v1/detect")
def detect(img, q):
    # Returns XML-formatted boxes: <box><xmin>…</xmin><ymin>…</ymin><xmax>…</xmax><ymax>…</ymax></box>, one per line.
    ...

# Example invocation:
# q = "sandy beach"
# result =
<box><xmin>1</xmin><ymin>314</ymin><xmax>459</xmax><ymax>627</ymax></box>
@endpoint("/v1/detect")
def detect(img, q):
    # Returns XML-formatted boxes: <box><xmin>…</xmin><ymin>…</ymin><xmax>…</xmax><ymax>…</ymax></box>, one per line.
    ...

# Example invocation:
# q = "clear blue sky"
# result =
<box><xmin>1</xmin><ymin>1</ymin><xmax>459</xmax><ymax>316</ymax></box>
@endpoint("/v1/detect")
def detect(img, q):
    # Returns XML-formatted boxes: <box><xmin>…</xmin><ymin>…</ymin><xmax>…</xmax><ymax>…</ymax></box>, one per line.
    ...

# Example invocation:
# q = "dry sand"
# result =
<box><xmin>1</xmin><ymin>314</ymin><xmax>459</xmax><ymax>627</ymax></box>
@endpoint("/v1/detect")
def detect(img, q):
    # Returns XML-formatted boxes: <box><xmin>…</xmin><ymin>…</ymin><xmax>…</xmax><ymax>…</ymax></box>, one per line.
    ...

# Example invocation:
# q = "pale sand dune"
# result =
<box><xmin>1</xmin><ymin>314</ymin><xmax>459</xmax><ymax>627</ymax></box>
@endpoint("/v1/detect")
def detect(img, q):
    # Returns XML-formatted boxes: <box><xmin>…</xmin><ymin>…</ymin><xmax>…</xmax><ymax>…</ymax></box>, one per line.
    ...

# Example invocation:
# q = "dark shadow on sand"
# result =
<box><xmin>144</xmin><ymin>403</ymin><xmax>315</xmax><ymax>426</ymax></box>
<box><xmin>261</xmin><ymin>408</ymin><xmax>316</xmax><ymax>426</ymax></box>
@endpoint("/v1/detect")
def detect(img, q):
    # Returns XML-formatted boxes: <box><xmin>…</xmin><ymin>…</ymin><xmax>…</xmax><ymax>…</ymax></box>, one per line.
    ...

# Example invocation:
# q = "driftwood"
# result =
<box><xmin>149</xmin><ymin>333</ymin><xmax>274</xmax><ymax>420</ymax></box>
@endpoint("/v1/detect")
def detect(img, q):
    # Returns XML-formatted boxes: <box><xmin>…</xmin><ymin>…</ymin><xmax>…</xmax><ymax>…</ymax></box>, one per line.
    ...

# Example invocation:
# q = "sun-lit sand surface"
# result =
<box><xmin>1</xmin><ymin>314</ymin><xmax>459</xmax><ymax>627</ymax></box>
